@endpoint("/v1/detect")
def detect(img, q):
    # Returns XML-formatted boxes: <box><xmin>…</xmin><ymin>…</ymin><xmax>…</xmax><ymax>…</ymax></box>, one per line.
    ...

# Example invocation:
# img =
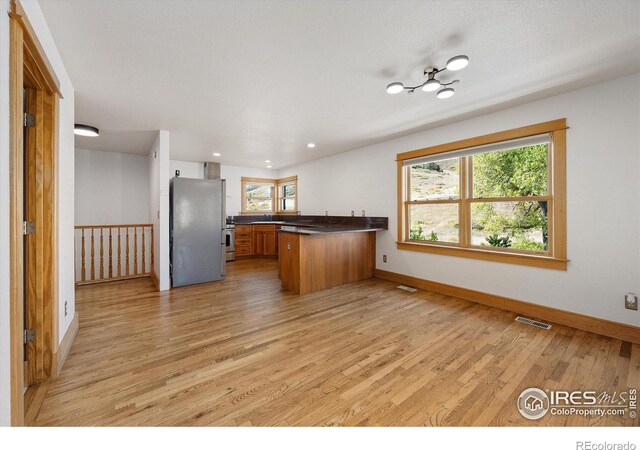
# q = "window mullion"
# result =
<box><xmin>461</xmin><ymin>156</ymin><xmax>470</xmax><ymax>247</ymax></box>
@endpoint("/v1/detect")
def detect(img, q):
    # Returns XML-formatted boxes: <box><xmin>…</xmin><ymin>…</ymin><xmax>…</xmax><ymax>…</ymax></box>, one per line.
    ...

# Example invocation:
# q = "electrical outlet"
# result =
<box><xmin>64</xmin><ymin>300</ymin><xmax>68</xmax><ymax>316</ymax></box>
<box><xmin>383</xmin><ymin>255</ymin><xmax>387</xmax><ymax>263</ymax></box>
<box><xmin>625</xmin><ymin>293</ymin><xmax>638</xmax><ymax>311</ymax></box>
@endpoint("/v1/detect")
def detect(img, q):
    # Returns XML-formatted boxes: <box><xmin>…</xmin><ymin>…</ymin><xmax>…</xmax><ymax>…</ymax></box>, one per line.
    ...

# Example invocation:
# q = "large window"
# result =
<box><xmin>241</xmin><ymin>176</ymin><xmax>298</xmax><ymax>214</ymax></box>
<box><xmin>243</xmin><ymin>179</ymin><xmax>274</xmax><ymax>212</ymax></box>
<box><xmin>397</xmin><ymin>119</ymin><xmax>567</xmax><ymax>270</ymax></box>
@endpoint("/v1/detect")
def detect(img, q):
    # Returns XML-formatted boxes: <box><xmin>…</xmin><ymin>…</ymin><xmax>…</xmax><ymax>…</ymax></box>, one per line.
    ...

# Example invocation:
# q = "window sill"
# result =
<box><xmin>396</xmin><ymin>241</ymin><xmax>568</xmax><ymax>270</ymax></box>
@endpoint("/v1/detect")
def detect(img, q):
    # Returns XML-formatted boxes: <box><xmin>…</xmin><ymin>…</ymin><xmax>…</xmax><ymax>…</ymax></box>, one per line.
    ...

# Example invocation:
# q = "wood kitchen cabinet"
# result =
<box><xmin>278</xmin><ymin>230</ymin><xmax>376</xmax><ymax>295</ymax></box>
<box><xmin>253</xmin><ymin>225</ymin><xmax>277</xmax><ymax>256</ymax></box>
<box><xmin>235</xmin><ymin>223</ymin><xmax>280</xmax><ymax>258</ymax></box>
<box><xmin>235</xmin><ymin>224</ymin><xmax>253</xmax><ymax>257</ymax></box>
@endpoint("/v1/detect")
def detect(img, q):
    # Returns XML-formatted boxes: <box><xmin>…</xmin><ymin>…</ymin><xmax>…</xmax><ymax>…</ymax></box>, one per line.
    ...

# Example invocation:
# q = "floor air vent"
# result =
<box><xmin>515</xmin><ymin>316</ymin><xmax>552</xmax><ymax>330</ymax></box>
<box><xmin>397</xmin><ymin>285</ymin><xmax>417</xmax><ymax>293</ymax></box>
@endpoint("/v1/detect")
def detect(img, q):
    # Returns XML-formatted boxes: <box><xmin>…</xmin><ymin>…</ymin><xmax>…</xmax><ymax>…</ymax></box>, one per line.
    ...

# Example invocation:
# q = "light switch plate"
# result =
<box><xmin>625</xmin><ymin>293</ymin><xmax>638</xmax><ymax>311</ymax></box>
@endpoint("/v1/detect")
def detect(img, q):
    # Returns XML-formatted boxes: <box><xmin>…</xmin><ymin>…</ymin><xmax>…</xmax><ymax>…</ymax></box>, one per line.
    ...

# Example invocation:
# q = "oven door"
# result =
<box><xmin>225</xmin><ymin>227</ymin><xmax>235</xmax><ymax>260</ymax></box>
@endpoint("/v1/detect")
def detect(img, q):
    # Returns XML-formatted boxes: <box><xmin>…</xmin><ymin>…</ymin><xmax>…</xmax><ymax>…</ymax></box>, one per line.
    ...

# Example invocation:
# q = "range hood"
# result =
<box><xmin>204</xmin><ymin>162</ymin><xmax>220</xmax><ymax>180</ymax></box>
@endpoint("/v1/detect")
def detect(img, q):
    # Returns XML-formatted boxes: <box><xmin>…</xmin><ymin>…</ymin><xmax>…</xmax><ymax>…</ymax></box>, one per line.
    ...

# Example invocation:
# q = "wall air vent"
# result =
<box><xmin>515</xmin><ymin>316</ymin><xmax>552</xmax><ymax>330</ymax></box>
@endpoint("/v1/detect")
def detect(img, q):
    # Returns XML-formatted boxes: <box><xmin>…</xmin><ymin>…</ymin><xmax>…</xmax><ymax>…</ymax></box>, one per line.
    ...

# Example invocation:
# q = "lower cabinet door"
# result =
<box><xmin>264</xmin><ymin>232</ymin><xmax>276</xmax><ymax>256</ymax></box>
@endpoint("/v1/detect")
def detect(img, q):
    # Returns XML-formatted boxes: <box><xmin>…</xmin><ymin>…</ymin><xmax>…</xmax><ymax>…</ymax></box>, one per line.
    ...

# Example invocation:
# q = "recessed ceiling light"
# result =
<box><xmin>306</xmin><ymin>142</ymin><xmax>316</xmax><ymax>149</ymax></box>
<box><xmin>436</xmin><ymin>87</ymin><xmax>455</xmax><ymax>99</ymax></box>
<box><xmin>446</xmin><ymin>55</ymin><xmax>469</xmax><ymax>71</ymax></box>
<box><xmin>266</xmin><ymin>165</ymin><xmax>272</xmax><ymax>169</ymax></box>
<box><xmin>386</xmin><ymin>82</ymin><xmax>404</xmax><ymax>94</ymax></box>
<box><xmin>264</xmin><ymin>159</ymin><xmax>271</xmax><ymax>163</ymax></box>
<box><xmin>74</xmin><ymin>124</ymin><xmax>99</xmax><ymax>137</ymax></box>
<box><xmin>212</xmin><ymin>152</ymin><xmax>221</xmax><ymax>157</ymax></box>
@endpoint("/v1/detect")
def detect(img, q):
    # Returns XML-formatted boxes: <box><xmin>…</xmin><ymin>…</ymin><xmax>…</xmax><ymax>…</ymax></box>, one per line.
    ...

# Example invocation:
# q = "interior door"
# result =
<box><xmin>23</xmin><ymin>87</ymin><xmax>36</xmax><ymax>387</ymax></box>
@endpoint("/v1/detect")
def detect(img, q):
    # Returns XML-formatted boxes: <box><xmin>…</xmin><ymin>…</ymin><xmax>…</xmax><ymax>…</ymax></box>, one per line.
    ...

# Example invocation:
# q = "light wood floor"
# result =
<box><xmin>34</xmin><ymin>259</ymin><xmax>639</xmax><ymax>426</ymax></box>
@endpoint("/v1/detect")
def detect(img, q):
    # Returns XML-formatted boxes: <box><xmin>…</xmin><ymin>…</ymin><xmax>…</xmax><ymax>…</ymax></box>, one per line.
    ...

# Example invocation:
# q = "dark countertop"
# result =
<box><xmin>276</xmin><ymin>225</ymin><xmax>386</xmax><ymax>235</ymax></box>
<box><xmin>231</xmin><ymin>214</ymin><xmax>388</xmax><ymax>229</ymax></box>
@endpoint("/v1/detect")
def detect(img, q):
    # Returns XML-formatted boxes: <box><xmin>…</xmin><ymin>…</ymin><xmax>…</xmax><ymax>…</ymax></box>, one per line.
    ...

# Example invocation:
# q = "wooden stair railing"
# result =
<box><xmin>74</xmin><ymin>224</ymin><xmax>154</xmax><ymax>285</ymax></box>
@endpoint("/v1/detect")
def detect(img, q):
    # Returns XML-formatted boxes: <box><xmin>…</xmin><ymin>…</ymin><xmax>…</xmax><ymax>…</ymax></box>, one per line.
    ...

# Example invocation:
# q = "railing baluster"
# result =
<box><xmin>134</xmin><ymin>227</ymin><xmax>139</xmax><ymax>275</ymax></box>
<box><xmin>81</xmin><ymin>229</ymin><xmax>86</xmax><ymax>282</ymax></box>
<box><xmin>126</xmin><ymin>228</ymin><xmax>130</xmax><ymax>276</ymax></box>
<box><xmin>99</xmin><ymin>228</ymin><xmax>104</xmax><ymax>279</ymax></box>
<box><xmin>90</xmin><ymin>229</ymin><xmax>95</xmax><ymax>281</ymax></box>
<box><xmin>74</xmin><ymin>224</ymin><xmax>155</xmax><ymax>285</ymax></box>
<box><xmin>117</xmin><ymin>227</ymin><xmax>121</xmax><ymax>278</ymax></box>
<box><xmin>141</xmin><ymin>227</ymin><xmax>146</xmax><ymax>274</ymax></box>
<box><xmin>108</xmin><ymin>228</ymin><xmax>113</xmax><ymax>278</ymax></box>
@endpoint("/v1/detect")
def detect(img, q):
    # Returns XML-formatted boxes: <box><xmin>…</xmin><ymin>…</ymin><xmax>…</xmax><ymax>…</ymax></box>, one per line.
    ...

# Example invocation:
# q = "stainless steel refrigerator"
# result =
<box><xmin>170</xmin><ymin>177</ymin><xmax>226</xmax><ymax>287</ymax></box>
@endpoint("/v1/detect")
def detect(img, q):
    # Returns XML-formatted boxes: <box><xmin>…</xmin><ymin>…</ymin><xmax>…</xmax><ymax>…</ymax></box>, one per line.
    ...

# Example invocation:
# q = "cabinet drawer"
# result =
<box><xmin>253</xmin><ymin>225</ymin><xmax>275</xmax><ymax>231</ymax></box>
<box><xmin>236</xmin><ymin>225</ymin><xmax>252</xmax><ymax>233</ymax></box>
<box><xmin>236</xmin><ymin>237</ymin><xmax>252</xmax><ymax>245</ymax></box>
<box><xmin>236</xmin><ymin>244</ymin><xmax>252</xmax><ymax>256</ymax></box>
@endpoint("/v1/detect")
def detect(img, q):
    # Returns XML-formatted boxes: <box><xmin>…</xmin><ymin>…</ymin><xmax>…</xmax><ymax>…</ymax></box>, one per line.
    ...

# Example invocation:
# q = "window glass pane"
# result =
<box><xmin>409</xmin><ymin>158</ymin><xmax>460</xmax><ymax>201</ymax></box>
<box><xmin>471</xmin><ymin>201</ymin><xmax>548</xmax><ymax>251</ymax></box>
<box><xmin>473</xmin><ymin>144</ymin><xmax>548</xmax><ymax>198</ymax></box>
<box><xmin>246</xmin><ymin>198</ymin><xmax>272</xmax><ymax>211</ymax></box>
<box><xmin>246</xmin><ymin>182</ymin><xmax>273</xmax><ymax>199</ymax></box>
<box><xmin>281</xmin><ymin>198</ymin><xmax>296</xmax><ymax>211</ymax></box>
<box><xmin>408</xmin><ymin>203</ymin><xmax>459</xmax><ymax>243</ymax></box>
<box><xmin>282</xmin><ymin>184</ymin><xmax>296</xmax><ymax>197</ymax></box>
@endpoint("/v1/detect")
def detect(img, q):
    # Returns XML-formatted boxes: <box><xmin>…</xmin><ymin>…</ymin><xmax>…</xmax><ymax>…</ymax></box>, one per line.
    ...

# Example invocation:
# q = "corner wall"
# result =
<box><xmin>149</xmin><ymin>131</ymin><xmax>170</xmax><ymax>291</ymax></box>
<box><xmin>0</xmin><ymin>0</ymin><xmax>12</xmax><ymax>427</ymax></box>
<box><xmin>279</xmin><ymin>74</ymin><xmax>640</xmax><ymax>327</ymax></box>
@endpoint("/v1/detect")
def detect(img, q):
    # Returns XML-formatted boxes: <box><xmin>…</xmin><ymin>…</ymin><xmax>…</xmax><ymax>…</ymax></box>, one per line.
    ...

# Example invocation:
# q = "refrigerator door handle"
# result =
<box><xmin>221</xmin><ymin>179</ymin><xmax>226</xmax><ymax>277</ymax></box>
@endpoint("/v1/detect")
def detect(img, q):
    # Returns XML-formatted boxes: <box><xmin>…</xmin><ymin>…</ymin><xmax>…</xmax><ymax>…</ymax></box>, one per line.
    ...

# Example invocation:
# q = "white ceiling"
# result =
<box><xmin>40</xmin><ymin>0</ymin><xmax>640</xmax><ymax>169</ymax></box>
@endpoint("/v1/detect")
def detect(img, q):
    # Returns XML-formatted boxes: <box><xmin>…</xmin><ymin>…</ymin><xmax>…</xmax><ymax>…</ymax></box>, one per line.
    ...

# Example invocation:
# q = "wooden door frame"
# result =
<box><xmin>8</xmin><ymin>0</ymin><xmax>61</xmax><ymax>426</ymax></box>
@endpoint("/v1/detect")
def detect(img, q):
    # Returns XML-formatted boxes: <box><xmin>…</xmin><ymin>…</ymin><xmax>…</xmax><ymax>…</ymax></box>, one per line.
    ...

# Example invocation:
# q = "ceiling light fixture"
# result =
<box><xmin>306</xmin><ymin>142</ymin><xmax>316</xmax><ymax>149</ymax></box>
<box><xmin>212</xmin><ymin>152</ymin><xmax>221</xmax><ymax>156</ymax></box>
<box><xmin>386</xmin><ymin>54</ymin><xmax>469</xmax><ymax>99</ymax></box>
<box><xmin>264</xmin><ymin>159</ymin><xmax>271</xmax><ymax>163</ymax></box>
<box><xmin>266</xmin><ymin>165</ymin><xmax>272</xmax><ymax>169</ymax></box>
<box><xmin>74</xmin><ymin>124</ymin><xmax>99</xmax><ymax>137</ymax></box>
<box><xmin>446</xmin><ymin>55</ymin><xmax>469</xmax><ymax>71</ymax></box>
<box><xmin>386</xmin><ymin>82</ymin><xmax>404</xmax><ymax>94</ymax></box>
<box><xmin>436</xmin><ymin>87</ymin><xmax>455</xmax><ymax>99</ymax></box>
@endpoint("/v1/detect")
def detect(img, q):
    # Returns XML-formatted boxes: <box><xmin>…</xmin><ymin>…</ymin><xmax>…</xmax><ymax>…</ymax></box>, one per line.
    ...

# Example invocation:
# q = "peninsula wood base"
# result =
<box><xmin>279</xmin><ymin>231</ymin><xmax>376</xmax><ymax>295</ymax></box>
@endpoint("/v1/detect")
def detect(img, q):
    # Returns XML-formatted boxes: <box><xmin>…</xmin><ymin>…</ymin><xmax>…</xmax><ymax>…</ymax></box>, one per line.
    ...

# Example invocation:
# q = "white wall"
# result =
<box><xmin>169</xmin><ymin>159</ymin><xmax>204</xmax><ymax>179</ymax></box>
<box><xmin>0</xmin><ymin>0</ymin><xmax>76</xmax><ymax>425</ymax></box>
<box><xmin>280</xmin><ymin>74</ymin><xmax>640</xmax><ymax>328</ymax></box>
<box><xmin>149</xmin><ymin>131</ymin><xmax>171</xmax><ymax>291</ymax></box>
<box><xmin>75</xmin><ymin>148</ymin><xmax>149</xmax><ymax>225</ymax></box>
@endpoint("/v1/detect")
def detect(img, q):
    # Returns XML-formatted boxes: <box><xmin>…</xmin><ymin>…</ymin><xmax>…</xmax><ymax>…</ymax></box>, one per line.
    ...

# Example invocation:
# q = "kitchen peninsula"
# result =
<box><xmin>230</xmin><ymin>215</ymin><xmax>388</xmax><ymax>294</ymax></box>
